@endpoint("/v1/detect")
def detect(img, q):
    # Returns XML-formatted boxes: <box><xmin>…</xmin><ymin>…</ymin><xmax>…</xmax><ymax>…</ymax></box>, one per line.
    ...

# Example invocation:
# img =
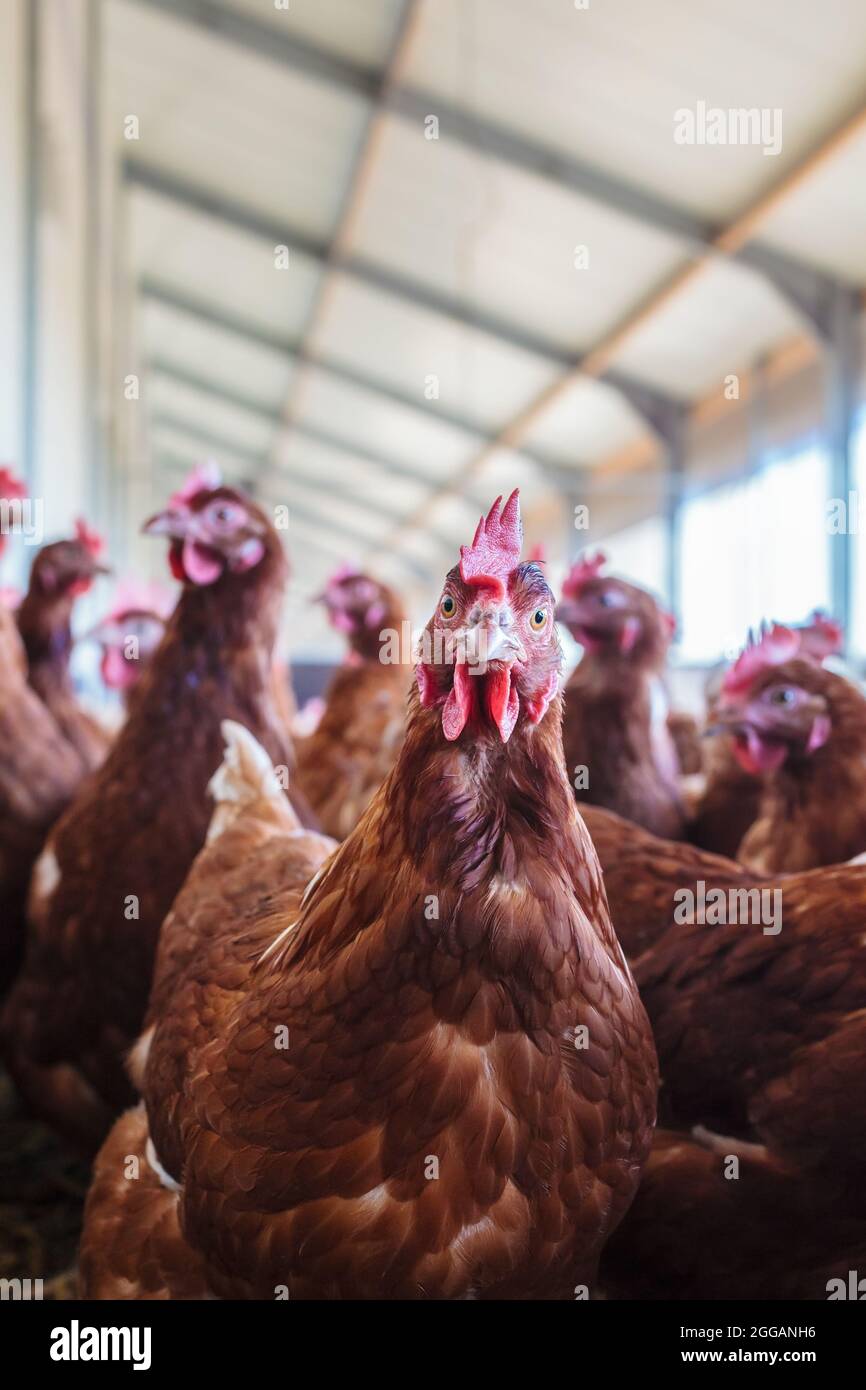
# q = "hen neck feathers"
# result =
<box><xmin>279</xmin><ymin>691</ymin><xmax>618</xmax><ymax>992</ymax></box>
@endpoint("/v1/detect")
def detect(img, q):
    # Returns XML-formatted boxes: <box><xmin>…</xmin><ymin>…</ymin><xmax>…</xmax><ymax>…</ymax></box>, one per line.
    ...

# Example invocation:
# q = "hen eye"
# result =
<box><xmin>208</xmin><ymin>501</ymin><xmax>241</xmax><ymax>527</ymax></box>
<box><xmin>440</xmin><ymin>594</ymin><xmax>456</xmax><ymax>618</ymax></box>
<box><xmin>597</xmin><ymin>592</ymin><xmax>614</xmax><ymax>608</ymax></box>
<box><xmin>530</xmin><ymin>608</ymin><xmax>548</xmax><ymax>631</ymax></box>
<box><xmin>770</xmin><ymin>687</ymin><xmax>796</xmax><ymax>705</ymax></box>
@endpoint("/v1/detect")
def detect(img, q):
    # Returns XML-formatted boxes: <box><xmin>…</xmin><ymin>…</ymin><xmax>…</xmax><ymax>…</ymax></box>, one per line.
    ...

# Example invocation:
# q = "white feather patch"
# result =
<box><xmin>145</xmin><ymin>1136</ymin><xmax>182</xmax><ymax>1192</ymax></box>
<box><xmin>31</xmin><ymin>846</ymin><xmax>60</xmax><ymax>908</ymax></box>
<box><xmin>206</xmin><ymin>720</ymin><xmax>283</xmax><ymax>843</ymax></box>
<box><xmin>126</xmin><ymin>1025</ymin><xmax>154</xmax><ymax>1092</ymax></box>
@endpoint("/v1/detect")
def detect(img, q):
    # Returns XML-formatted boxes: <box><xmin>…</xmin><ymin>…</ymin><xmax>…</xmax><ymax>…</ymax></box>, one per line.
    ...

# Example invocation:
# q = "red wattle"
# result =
<box><xmin>485</xmin><ymin>664</ymin><xmax>519</xmax><ymax>742</ymax></box>
<box><xmin>442</xmin><ymin>662</ymin><xmax>474</xmax><ymax>741</ymax></box>
<box><xmin>101</xmin><ymin>645</ymin><xmax>137</xmax><ymax>691</ymax></box>
<box><xmin>168</xmin><ymin>544</ymin><xmax>186</xmax><ymax>582</ymax></box>
<box><xmin>182</xmin><ymin>539</ymin><xmax>224</xmax><ymax>586</ymax></box>
<box><xmin>618</xmin><ymin>616</ymin><xmax>641</xmax><ymax>653</ymax></box>
<box><xmin>524</xmin><ymin>669</ymin><xmax>559</xmax><ymax>725</ymax></box>
<box><xmin>732</xmin><ymin>729</ymin><xmax>788</xmax><ymax>776</ymax></box>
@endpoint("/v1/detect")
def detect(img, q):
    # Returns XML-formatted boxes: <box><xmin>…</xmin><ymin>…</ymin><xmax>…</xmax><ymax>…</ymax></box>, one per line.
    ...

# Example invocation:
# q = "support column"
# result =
<box><xmin>663</xmin><ymin>413</ymin><xmax>686</xmax><ymax>619</ymax></box>
<box><xmin>825</xmin><ymin>285</ymin><xmax>861</xmax><ymax>646</ymax></box>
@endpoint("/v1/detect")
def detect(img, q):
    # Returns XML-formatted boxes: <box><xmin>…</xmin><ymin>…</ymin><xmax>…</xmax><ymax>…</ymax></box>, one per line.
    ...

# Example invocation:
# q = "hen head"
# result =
<box><xmin>416</xmin><ymin>490</ymin><xmax>561</xmax><ymax>743</ymax></box>
<box><xmin>317</xmin><ymin>567</ymin><xmax>404</xmax><ymax>660</ymax></box>
<box><xmin>29</xmin><ymin>520</ymin><xmax>109</xmax><ymax>600</ymax></box>
<box><xmin>88</xmin><ymin>582</ymin><xmax>173</xmax><ymax>691</ymax></box>
<box><xmin>555</xmin><ymin>551</ymin><xmax>675</xmax><ymax>667</ymax></box>
<box><xmin>143</xmin><ymin>468</ymin><xmax>277</xmax><ymax>588</ymax></box>
<box><xmin>96</xmin><ymin>610</ymin><xmax>168</xmax><ymax>690</ymax></box>
<box><xmin>711</xmin><ymin>625</ymin><xmax>834</xmax><ymax>774</ymax></box>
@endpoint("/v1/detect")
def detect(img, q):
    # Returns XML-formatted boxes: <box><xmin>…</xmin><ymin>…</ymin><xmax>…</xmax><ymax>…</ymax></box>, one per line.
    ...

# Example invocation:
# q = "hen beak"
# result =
<box><xmin>141</xmin><ymin>508</ymin><xmax>189</xmax><ymax>541</ymax></box>
<box><xmin>462</xmin><ymin>618</ymin><xmax>525</xmax><ymax>669</ymax></box>
<box><xmin>82</xmin><ymin>616</ymin><xmax>125</xmax><ymax>645</ymax></box>
<box><xmin>705</xmin><ymin>706</ymin><xmax>748</xmax><ymax>737</ymax></box>
<box><xmin>458</xmin><ymin>599</ymin><xmax>526</xmax><ymax>669</ymax></box>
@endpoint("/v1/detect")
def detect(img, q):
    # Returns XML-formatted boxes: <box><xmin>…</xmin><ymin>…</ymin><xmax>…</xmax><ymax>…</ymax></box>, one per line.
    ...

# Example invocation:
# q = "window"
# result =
<box><xmin>678</xmin><ymin>445</ymin><xmax>830</xmax><ymax>664</ymax></box>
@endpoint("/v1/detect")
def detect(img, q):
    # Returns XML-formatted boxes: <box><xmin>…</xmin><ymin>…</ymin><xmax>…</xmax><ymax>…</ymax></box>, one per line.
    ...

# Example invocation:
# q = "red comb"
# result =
<box><xmin>459</xmin><ymin>490</ymin><xmax>522</xmax><ymax>595</ymax></box>
<box><xmin>75</xmin><ymin>517</ymin><xmax>105</xmax><ymax>556</ymax></box>
<box><xmin>169</xmin><ymin>460</ymin><xmax>222</xmax><ymax>510</ymax></box>
<box><xmin>722</xmin><ymin>623</ymin><xmax>801</xmax><ymax>698</ymax></box>
<box><xmin>327</xmin><ymin>563</ymin><xmax>361</xmax><ymax>586</ymax></box>
<box><xmin>801</xmin><ymin>609</ymin><xmax>844</xmax><ymax>658</ymax></box>
<box><xmin>0</xmin><ymin>467</ymin><xmax>26</xmax><ymax>499</ymax></box>
<box><xmin>562</xmin><ymin>550</ymin><xmax>607</xmax><ymax>598</ymax></box>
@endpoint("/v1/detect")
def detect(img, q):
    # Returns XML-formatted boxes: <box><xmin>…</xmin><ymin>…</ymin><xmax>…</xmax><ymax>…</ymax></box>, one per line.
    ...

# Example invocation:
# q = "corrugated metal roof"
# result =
<box><xmin>223</xmin><ymin>0</ymin><xmax>407</xmax><ymax>68</ymax></box>
<box><xmin>405</xmin><ymin>0</ymin><xmax>866</xmax><ymax>220</ymax></box>
<box><xmin>611</xmin><ymin>260</ymin><xmax>805</xmax><ymax>397</ymax></box>
<box><xmin>104</xmin><ymin>0</ymin><xmax>866</xmax><ymax>648</ymax></box>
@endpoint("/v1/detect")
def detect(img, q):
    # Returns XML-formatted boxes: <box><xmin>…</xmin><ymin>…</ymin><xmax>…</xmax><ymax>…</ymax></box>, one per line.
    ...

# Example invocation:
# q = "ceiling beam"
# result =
<box><xmin>276</xmin><ymin>0</ymin><xmax>424</xmax><ymax>453</ymax></box>
<box><xmin>124</xmin><ymin>0</ymin><xmax>382</xmax><ymax>100</ymax></box>
<box><xmin>379</xmin><ymin>102</ymin><xmax>866</xmax><ymax>556</ymax></box>
<box><xmin>146</xmin><ymin>356</ymin><xmax>468</xmax><ymax>554</ymax></box>
<box><xmin>146</xmin><ymin>356</ymin><xmax>475</xmax><ymax>520</ymax></box>
<box><xmin>148</xmin><ymin>411</ymin><xmax>436</xmax><ymax>586</ymax></box>
<box><xmin>125</xmin><ymin>0</ymin><xmax>850</xmax><ymax>332</ymax></box>
<box><xmin>157</xmin><ymin>449</ymin><xmax>358</xmax><ymax>570</ymax></box>
<box><xmin>125</xmin><ymin>157</ymin><xmax>685</xmax><ymax>431</ymax></box>
<box><xmin>124</xmin><ymin>0</ymin><xmax>866</xmax><ymax>577</ymax></box>
<box><xmin>138</xmin><ymin>277</ymin><xmax>570</xmax><ymax>479</ymax></box>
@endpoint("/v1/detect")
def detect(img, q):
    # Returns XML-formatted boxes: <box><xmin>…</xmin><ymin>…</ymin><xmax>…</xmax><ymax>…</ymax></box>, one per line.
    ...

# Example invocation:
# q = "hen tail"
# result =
<box><xmin>206</xmin><ymin>719</ymin><xmax>299</xmax><ymax>843</ymax></box>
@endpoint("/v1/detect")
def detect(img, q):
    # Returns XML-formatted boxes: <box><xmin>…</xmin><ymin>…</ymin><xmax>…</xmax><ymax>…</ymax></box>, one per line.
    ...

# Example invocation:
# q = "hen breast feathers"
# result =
<box><xmin>82</xmin><ymin>694</ymin><xmax>657</xmax><ymax>1300</ymax></box>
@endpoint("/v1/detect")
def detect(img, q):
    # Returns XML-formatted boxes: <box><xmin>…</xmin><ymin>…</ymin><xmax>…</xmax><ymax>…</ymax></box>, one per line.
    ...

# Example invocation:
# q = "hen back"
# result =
<box><xmin>80</xmin><ymin>723</ymin><xmax>335</xmax><ymax>1298</ymax></box>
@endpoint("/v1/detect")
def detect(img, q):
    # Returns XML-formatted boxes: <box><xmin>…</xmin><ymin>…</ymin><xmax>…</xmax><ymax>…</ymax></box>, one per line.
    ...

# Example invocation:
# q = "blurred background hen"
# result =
<box><xmin>2</xmin><ymin>0</ymin><xmax>866</xmax><ymax>1309</ymax></box>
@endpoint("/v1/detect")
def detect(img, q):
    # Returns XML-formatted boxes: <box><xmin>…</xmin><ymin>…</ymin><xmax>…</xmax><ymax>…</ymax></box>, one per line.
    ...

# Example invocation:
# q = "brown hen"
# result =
<box><xmin>0</xmin><ymin>601</ymin><xmax>86</xmax><ymax>993</ymax></box>
<box><xmin>689</xmin><ymin>616</ymin><xmax>851</xmax><ymax>863</ymax></box>
<box><xmin>81</xmin><ymin>491</ymin><xmax>657</xmax><ymax>1300</ymax></box>
<box><xmin>588</xmin><ymin>804</ymin><xmax>866</xmax><ymax>1296</ymax></box>
<box><xmin>81</xmin><ymin>721</ymin><xmax>335</xmax><ymax>1299</ymax></box>
<box><xmin>16</xmin><ymin>520</ymin><xmax>111</xmax><ymax>770</ymax></box>
<box><xmin>295</xmin><ymin>569</ymin><xmax>411</xmax><ymax>838</ymax></box>
<box><xmin>580</xmin><ymin>803</ymin><xmax>760</xmax><ymax>959</ymax></box>
<box><xmin>2</xmin><ymin>474</ymin><xmax>301</xmax><ymax>1150</ymax></box>
<box><xmin>708</xmin><ymin>634</ymin><xmax>866</xmax><ymax>871</ymax></box>
<box><xmin>556</xmin><ymin>552</ymin><xmax>684</xmax><ymax>839</ymax></box>
<box><xmin>602</xmin><ymin>1128</ymin><xmax>866</xmax><ymax>1300</ymax></box>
